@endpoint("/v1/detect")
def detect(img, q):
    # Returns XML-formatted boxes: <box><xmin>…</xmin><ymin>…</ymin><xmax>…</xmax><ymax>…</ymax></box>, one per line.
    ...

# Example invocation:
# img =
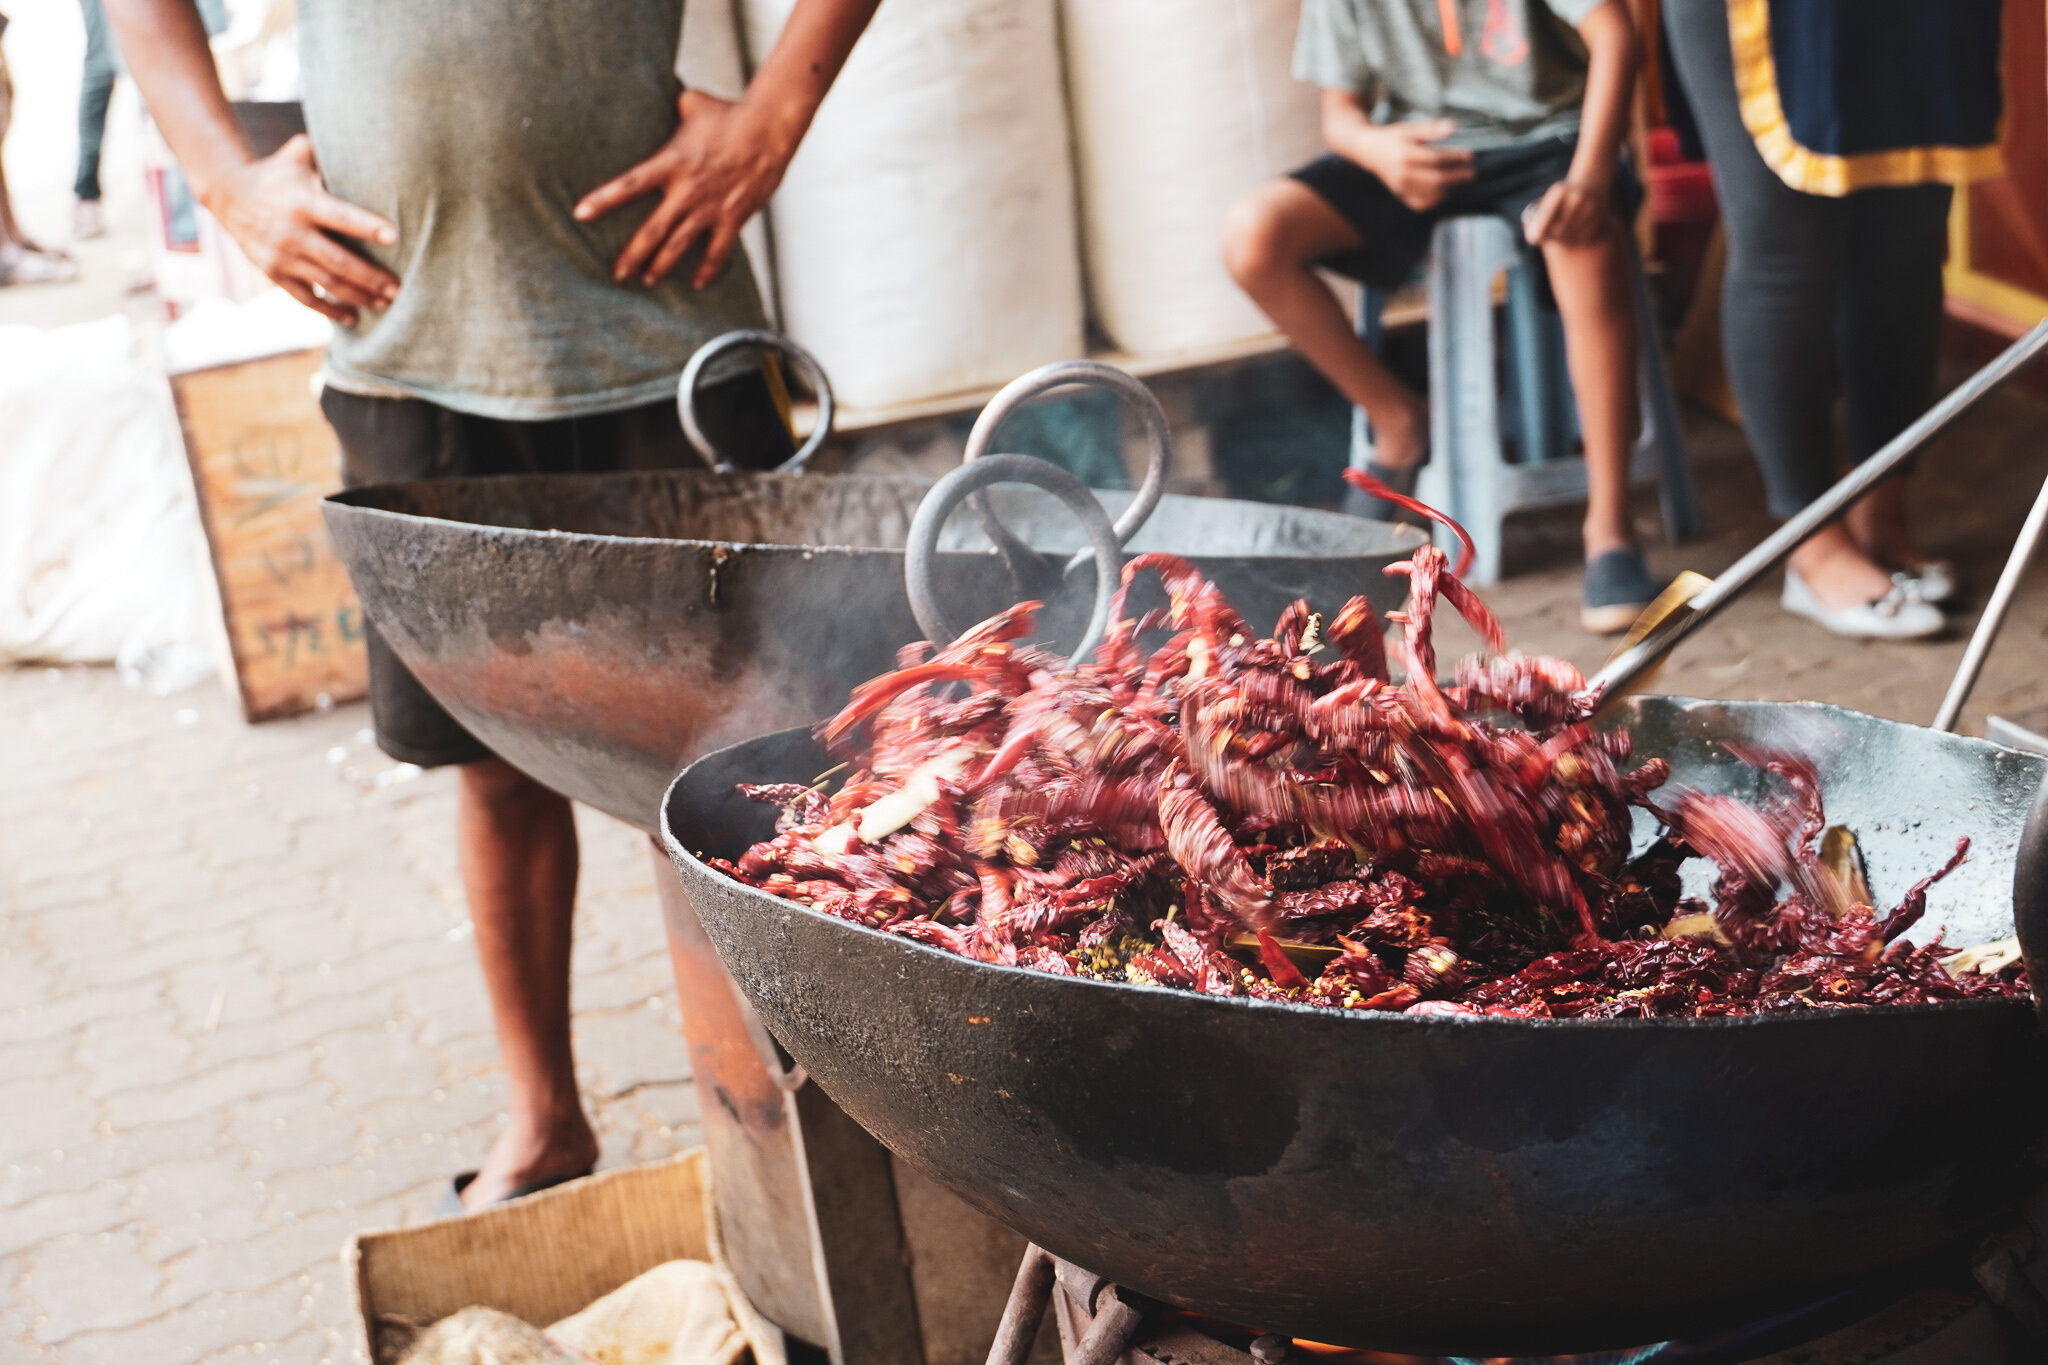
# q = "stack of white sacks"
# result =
<box><xmin>700</xmin><ymin>0</ymin><xmax>1318</xmax><ymax>411</ymax></box>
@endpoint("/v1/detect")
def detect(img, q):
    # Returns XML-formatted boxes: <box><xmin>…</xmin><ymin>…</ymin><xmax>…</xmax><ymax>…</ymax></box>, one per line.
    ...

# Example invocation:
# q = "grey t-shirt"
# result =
<box><xmin>1295</xmin><ymin>0</ymin><xmax>1602</xmax><ymax>150</ymax></box>
<box><xmin>298</xmin><ymin>0</ymin><xmax>768</xmax><ymax>420</ymax></box>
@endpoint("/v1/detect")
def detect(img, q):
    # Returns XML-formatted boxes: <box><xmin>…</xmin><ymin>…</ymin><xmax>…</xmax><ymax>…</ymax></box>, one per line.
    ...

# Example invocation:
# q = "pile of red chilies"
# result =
<box><xmin>715</xmin><ymin>528</ymin><xmax>2025</xmax><ymax>1017</ymax></box>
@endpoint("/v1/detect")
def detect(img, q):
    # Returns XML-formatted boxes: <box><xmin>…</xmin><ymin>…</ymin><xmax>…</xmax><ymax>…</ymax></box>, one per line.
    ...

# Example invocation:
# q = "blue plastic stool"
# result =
<box><xmin>1348</xmin><ymin>214</ymin><xmax>1700</xmax><ymax>584</ymax></box>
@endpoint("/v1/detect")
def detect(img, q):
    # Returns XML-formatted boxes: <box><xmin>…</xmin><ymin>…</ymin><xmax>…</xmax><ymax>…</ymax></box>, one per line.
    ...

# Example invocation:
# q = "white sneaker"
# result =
<box><xmin>1892</xmin><ymin>559</ymin><xmax>1957</xmax><ymax>605</ymax></box>
<box><xmin>1782</xmin><ymin>566</ymin><xmax>1944</xmax><ymax>640</ymax></box>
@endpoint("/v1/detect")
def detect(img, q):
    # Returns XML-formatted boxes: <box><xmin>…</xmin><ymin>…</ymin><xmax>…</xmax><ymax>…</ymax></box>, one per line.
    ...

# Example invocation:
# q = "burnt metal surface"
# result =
<box><xmin>322</xmin><ymin>471</ymin><xmax>1423</xmax><ymax>831</ymax></box>
<box><xmin>660</xmin><ymin>697</ymin><xmax>2048</xmax><ymax>1357</ymax></box>
<box><xmin>2016</xmin><ymin>775</ymin><xmax>2048</xmax><ymax>1035</ymax></box>
<box><xmin>651</xmin><ymin>845</ymin><xmax>840</xmax><ymax>1348</ymax></box>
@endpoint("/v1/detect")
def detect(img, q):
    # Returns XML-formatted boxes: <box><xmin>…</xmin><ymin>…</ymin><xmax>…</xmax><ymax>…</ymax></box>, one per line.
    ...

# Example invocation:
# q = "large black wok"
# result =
<box><xmin>322</xmin><ymin>471</ymin><xmax>1421</xmax><ymax>830</ymax></box>
<box><xmin>661</xmin><ymin>697</ymin><xmax>2048</xmax><ymax>1356</ymax></box>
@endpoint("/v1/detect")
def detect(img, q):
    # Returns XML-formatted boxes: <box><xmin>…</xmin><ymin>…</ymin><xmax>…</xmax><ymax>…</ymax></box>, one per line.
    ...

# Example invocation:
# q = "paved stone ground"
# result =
<box><xmin>0</xmin><ymin>680</ymin><xmax>699</xmax><ymax>1364</ymax></box>
<box><xmin>5</xmin><ymin>368</ymin><xmax>2047</xmax><ymax>1365</ymax></box>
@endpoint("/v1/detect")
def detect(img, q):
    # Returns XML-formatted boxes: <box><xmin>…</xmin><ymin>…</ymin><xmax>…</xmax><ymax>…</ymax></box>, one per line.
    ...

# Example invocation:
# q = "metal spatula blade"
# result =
<box><xmin>1593</xmin><ymin>570</ymin><xmax>1713</xmax><ymax>709</ymax></box>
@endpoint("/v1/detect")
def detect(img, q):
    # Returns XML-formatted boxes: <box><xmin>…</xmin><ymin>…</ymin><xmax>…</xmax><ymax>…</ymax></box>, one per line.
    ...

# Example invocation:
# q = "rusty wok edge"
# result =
<box><xmin>320</xmin><ymin>470</ymin><xmax>1423</xmax><ymax>831</ymax></box>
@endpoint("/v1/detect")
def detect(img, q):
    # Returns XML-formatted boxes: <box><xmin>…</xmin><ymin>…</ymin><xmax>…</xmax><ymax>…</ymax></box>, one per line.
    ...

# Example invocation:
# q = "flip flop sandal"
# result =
<box><xmin>434</xmin><ymin>1167</ymin><xmax>593</xmax><ymax>1219</ymax></box>
<box><xmin>0</xmin><ymin>244</ymin><xmax>80</xmax><ymax>287</ymax></box>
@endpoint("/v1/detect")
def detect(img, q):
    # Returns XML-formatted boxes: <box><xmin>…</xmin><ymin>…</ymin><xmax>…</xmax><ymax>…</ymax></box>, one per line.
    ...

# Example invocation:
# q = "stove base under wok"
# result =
<box><xmin>1030</xmin><ymin>1237</ymin><xmax>2048</xmax><ymax>1365</ymax></box>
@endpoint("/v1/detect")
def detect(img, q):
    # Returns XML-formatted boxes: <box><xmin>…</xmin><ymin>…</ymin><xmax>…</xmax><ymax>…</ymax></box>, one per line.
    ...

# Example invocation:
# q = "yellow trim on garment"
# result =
<box><xmin>1725</xmin><ymin>0</ymin><xmax>2005</xmax><ymax>197</ymax></box>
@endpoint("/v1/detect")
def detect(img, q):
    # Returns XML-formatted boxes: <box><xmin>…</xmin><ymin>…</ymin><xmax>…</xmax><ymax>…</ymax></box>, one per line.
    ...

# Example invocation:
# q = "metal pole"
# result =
<box><xmin>984</xmin><ymin>1245</ymin><xmax>1054</xmax><ymax>1365</ymax></box>
<box><xmin>1587</xmin><ymin>317</ymin><xmax>2048</xmax><ymax>703</ymax></box>
<box><xmin>1932</xmin><ymin>469</ymin><xmax>2048</xmax><ymax>732</ymax></box>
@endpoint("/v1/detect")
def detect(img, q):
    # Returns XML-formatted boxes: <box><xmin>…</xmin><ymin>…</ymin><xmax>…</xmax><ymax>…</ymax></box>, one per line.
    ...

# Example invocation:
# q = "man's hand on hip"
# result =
<box><xmin>574</xmin><ymin>89</ymin><xmax>798</xmax><ymax>291</ymax></box>
<box><xmin>205</xmin><ymin>134</ymin><xmax>399</xmax><ymax>324</ymax></box>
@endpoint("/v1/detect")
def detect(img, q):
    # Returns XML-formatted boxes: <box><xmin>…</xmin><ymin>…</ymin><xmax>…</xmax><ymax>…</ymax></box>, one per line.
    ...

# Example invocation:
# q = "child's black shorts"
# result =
<box><xmin>1288</xmin><ymin>129</ymin><xmax>1643</xmax><ymax>289</ymax></box>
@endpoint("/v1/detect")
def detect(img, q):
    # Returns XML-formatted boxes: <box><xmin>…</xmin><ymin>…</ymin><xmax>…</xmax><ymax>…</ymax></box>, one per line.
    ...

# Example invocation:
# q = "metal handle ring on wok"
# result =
<box><xmin>677</xmin><ymin>328</ymin><xmax>836</xmax><ymax>474</ymax></box>
<box><xmin>962</xmin><ymin>360</ymin><xmax>1174</xmax><ymax>579</ymax></box>
<box><xmin>905</xmin><ymin>453</ymin><xmax>1125</xmax><ymax>670</ymax></box>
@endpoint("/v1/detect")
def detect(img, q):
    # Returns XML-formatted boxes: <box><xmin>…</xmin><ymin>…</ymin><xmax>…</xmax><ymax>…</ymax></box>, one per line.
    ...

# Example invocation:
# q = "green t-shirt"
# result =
<box><xmin>298</xmin><ymin>0</ymin><xmax>768</xmax><ymax>420</ymax></box>
<box><xmin>1294</xmin><ymin>0</ymin><xmax>1604</xmax><ymax>150</ymax></box>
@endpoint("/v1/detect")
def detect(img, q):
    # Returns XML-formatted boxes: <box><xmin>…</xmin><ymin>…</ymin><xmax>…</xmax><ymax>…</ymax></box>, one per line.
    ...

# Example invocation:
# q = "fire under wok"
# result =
<box><xmin>661</xmin><ymin>700</ymin><xmax>2048</xmax><ymax>1356</ymax></box>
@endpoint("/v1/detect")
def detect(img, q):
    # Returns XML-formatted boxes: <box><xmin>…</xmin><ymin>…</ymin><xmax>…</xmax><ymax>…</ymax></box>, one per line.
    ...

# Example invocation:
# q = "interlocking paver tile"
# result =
<box><xmin>228</xmin><ymin>1083</ymin><xmax>361</xmax><ymax>1183</ymax></box>
<box><xmin>0</xmin><ymin>1181</ymin><xmax>131</xmax><ymax>1259</ymax></box>
<box><xmin>3</xmin><ymin>653</ymin><xmax>702</xmax><ymax>1360</ymax></box>
<box><xmin>18</xmin><ymin>1227</ymin><xmax>166</xmax><ymax>1341</ymax></box>
<box><xmin>166</xmin><ymin>953</ymin><xmax>287</xmax><ymax>1036</ymax></box>
<box><xmin>74</xmin><ymin>1006</ymin><xmax>198</xmax><ymax>1096</ymax></box>
<box><xmin>156</xmin><ymin>1211</ymin><xmax>359</xmax><ymax>1309</ymax></box>
<box><xmin>101</xmin><ymin>1050</ymin><xmax>317</xmax><ymax>1130</ymax></box>
<box><xmin>55</xmin><ymin>1279</ymin><xmax>307</xmax><ymax>1365</ymax></box>
<box><xmin>2</xmin><ymin>1116</ymin><xmax>228</xmax><ymax>1208</ymax></box>
<box><xmin>129</xmin><ymin>1150</ymin><xmax>274</xmax><ymax>1259</ymax></box>
<box><xmin>0</xmin><ymin>1077</ymin><xmax>105</xmax><ymax>1162</ymax></box>
<box><xmin>58</xmin><ymin>925</ymin><xmax>251</xmax><ymax>993</ymax></box>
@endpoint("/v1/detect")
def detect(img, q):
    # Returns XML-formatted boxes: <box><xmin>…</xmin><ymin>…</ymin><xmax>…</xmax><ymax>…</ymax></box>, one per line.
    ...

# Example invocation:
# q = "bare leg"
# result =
<box><xmin>1788</xmin><ymin>521</ymin><xmax>1896</xmax><ymax>606</ymax></box>
<box><xmin>0</xmin><ymin>156</ymin><xmax>33</xmax><ymax>249</ymax></box>
<box><xmin>1843</xmin><ymin>477</ymin><xmax>1928</xmax><ymax>570</ymax></box>
<box><xmin>1224</xmin><ymin>179</ymin><xmax>1427</xmax><ymax>469</ymax></box>
<box><xmin>1541</xmin><ymin>225</ymin><xmax>1639</xmax><ymax>562</ymax></box>
<box><xmin>456</xmin><ymin>758</ymin><xmax>598</xmax><ymax>1209</ymax></box>
<box><xmin>0</xmin><ymin>160</ymin><xmax>77</xmax><ymax>284</ymax></box>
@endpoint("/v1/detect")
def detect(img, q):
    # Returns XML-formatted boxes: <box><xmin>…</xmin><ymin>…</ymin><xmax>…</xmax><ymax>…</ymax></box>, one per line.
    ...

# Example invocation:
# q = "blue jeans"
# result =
<box><xmin>78</xmin><ymin>0</ymin><xmax>227</xmax><ymax>201</ymax></box>
<box><xmin>1662</xmin><ymin>0</ymin><xmax>1953</xmax><ymax>520</ymax></box>
<box><xmin>75</xmin><ymin>0</ymin><xmax>117</xmax><ymax>201</ymax></box>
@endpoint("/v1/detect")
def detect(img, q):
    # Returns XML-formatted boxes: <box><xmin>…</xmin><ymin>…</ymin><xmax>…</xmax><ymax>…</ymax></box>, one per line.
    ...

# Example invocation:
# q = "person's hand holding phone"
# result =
<box><xmin>1353</xmin><ymin>118</ymin><xmax>1475</xmax><ymax>212</ymax></box>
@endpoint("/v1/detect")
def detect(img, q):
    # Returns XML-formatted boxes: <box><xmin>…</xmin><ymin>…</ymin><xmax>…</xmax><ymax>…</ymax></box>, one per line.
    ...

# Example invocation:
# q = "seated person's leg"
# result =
<box><xmin>1540</xmin><ymin>216</ymin><xmax>1658</xmax><ymax>633</ymax></box>
<box><xmin>1223</xmin><ymin>176</ymin><xmax>1427</xmax><ymax>470</ymax></box>
<box><xmin>1539</xmin><ymin>219</ymin><xmax>1637</xmax><ymax>559</ymax></box>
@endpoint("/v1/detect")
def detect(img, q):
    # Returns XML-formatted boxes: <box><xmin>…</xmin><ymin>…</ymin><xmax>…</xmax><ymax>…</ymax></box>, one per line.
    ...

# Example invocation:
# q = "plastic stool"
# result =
<box><xmin>1349</xmin><ymin>214</ymin><xmax>1700</xmax><ymax>584</ymax></box>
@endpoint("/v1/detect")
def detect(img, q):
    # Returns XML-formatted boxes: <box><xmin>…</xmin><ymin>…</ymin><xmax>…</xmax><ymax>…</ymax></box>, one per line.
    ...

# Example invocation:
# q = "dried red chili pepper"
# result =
<box><xmin>716</xmin><ymin>537</ymin><xmax>2026</xmax><ymax>1017</ymax></box>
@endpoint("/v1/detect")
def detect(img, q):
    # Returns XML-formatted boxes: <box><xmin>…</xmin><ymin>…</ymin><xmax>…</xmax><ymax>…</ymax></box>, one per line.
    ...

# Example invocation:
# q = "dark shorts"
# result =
<box><xmin>1289</xmin><ymin>131</ymin><xmax>1643</xmax><ymax>289</ymax></box>
<box><xmin>321</xmin><ymin>371</ymin><xmax>795</xmax><ymax>770</ymax></box>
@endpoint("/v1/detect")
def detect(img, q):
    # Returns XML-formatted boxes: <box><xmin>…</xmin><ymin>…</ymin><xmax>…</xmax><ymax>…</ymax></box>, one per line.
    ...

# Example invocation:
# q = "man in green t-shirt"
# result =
<box><xmin>106</xmin><ymin>0</ymin><xmax>881</xmax><ymax>1211</ymax></box>
<box><xmin>1225</xmin><ymin>0</ymin><xmax>1654</xmax><ymax>635</ymax></box>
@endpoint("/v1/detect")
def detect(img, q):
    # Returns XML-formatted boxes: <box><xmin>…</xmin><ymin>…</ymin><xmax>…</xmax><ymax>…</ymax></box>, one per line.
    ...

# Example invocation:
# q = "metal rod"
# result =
<box><xmin>984</xmin><ymin>1245</ymin><xmax>1054</xmax><ymax>1365</ymax></box>
<box><xmin>1069</xmin><ymin>1290</ymin><xmax>1145</xmax><ymax>1365</ymax></box>
<box><xmin>1587</xmin><ymin>317</ymin><xmax>2048</xmax><ymax>703</ymax></box>
<box><xmin>1932</xmin><ymin>467</ymin><xmax>2048</xmax><ymax>732</ymax></box>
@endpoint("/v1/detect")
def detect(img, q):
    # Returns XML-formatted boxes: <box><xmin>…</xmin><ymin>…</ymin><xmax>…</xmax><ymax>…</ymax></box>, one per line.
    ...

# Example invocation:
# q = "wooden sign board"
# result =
<box><xmin>171</xmin><ymin>348</ymin><xmax>367</xmax><ymax>723</ymax></box>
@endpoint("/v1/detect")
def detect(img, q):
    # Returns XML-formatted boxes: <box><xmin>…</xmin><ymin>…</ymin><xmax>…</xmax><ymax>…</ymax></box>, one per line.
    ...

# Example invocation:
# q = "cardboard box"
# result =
<box><xmin>350</xmin><ymin>1150</ymin><xmax>718</xmax><ymax>1365</ymax></box>
<box><xmin>169</xmin><ymin>347</ymin><xmax>368</xmax><ymax>722</ymax></box>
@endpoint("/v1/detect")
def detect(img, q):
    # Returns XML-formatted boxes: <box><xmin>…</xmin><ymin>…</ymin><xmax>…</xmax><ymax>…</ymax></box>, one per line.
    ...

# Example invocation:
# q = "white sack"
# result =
<box><xmin>1060</xmin><ymin>0</ymin><xmax>1325</xmax><ymax>355</ymax></box>
<box><xmin>0</xmin><ymin>316</ymin><xmax>219</xmax><ymax>694</ymax></box>
<box><xmin>677</xmin><ymin>0</ymin><xmax>778</xmax><ymax>323</ymax></box>
<box><xmin>547</xmin><ymin>1260</ymin><xmax>748</xmax><ymax>1365</ymax></box>
<box><xmin>741</xmin><ymin>0</ymin><xmax>1084</xmax><ymax>409</ymax></box>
